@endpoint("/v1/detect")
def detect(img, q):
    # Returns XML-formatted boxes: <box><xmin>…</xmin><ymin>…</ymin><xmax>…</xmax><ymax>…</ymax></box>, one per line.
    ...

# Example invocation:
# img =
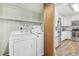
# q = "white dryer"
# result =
<box><xmin>9</xmin><ymin>31</ymin><xmax>36</xmax><ymax>56</ymax></box>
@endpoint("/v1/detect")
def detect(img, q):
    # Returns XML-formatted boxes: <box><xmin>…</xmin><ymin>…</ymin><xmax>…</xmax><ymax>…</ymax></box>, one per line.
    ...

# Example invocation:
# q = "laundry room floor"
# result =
<box><xmin>55</xmin><ymin>39</ymin><xmax>79</xmax><ymax>56</ymax></box>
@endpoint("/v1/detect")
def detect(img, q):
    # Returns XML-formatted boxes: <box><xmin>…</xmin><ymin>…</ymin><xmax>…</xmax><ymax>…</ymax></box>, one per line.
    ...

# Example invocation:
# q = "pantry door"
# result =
<box><xmin>44</xmin><ymin>3</ymin><xmax>54</xmax><ymax>56</ymax></box>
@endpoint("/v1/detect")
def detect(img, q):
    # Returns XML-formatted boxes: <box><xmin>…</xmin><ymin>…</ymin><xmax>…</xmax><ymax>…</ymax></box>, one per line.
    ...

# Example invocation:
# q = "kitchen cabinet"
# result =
<box><xmin>61</xmin><ymin>31</ymin><xmax>71</xmax><ymax>41</ymax></box>
<box><xmin>61</xmin><ymin>17</ymin><xmax>72</xmax><ymax>26</ymax></box>
<box><xmin>61</xmin><ymin>17</ymin><xmax>72</xmax><ymax>41</ymax></box>
<box><xmin>61</xmin><ymin>18</ymin><xmax>67</xmax><ymax>26</ymax></box>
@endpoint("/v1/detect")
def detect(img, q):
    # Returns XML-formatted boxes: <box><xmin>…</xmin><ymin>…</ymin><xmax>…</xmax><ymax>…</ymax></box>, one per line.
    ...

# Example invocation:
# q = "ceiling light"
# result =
<box><xmin>71</xmin><ymin>4</ymin><xmax>79</xmax><ymax>12</ymax></box>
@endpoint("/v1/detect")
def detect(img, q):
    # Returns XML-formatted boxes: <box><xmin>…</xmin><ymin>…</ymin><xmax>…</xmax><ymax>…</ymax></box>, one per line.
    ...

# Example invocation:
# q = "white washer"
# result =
<box><xmin>31</xmin><ymin>25</ymin><xmax>44</xmax><ymax>56</ymax></box>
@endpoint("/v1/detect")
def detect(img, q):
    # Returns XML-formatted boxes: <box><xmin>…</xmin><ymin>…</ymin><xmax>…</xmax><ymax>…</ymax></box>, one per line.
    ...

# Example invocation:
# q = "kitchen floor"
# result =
<box><xmin>55</xmin><ymin>39</ymin><xmax>79</xmax><ymax>56</ymax></box>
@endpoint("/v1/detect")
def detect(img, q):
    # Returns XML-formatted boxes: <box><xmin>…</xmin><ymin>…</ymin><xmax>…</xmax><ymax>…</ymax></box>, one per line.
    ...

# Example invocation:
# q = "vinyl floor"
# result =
<box><xmin>55</xmin><ymin>40</ymin><xmax>79</xmax><ymax>56</ymax></box>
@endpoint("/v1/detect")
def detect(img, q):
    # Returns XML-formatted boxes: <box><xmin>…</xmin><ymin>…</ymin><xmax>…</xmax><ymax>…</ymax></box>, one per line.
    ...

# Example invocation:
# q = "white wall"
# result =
<box><xmin>0</xmin><ymin>20</ymin><xmax>8</xmax><ymax>55</ymax></box>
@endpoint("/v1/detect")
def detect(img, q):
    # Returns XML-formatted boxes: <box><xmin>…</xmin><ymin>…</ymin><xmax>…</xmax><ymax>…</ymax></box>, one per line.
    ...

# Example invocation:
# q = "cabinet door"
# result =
<box><xmin>61</xmin><ymin>31</ymin><xmax>71</xmax><ymax>41</ymax></box>
<box><xmin>37</xmin><ymin>34</ymin><xmax>44</xmax><ymax>56</ymax></box>
<box><xmin>14</xmin><ymin>39</ymin><xmax>36</xmax><ymax>56</ymax></box>
<box><xmin>2</xmin><ymin>5</ymin><xmax>21</xmax><ymax>19</ymax></box>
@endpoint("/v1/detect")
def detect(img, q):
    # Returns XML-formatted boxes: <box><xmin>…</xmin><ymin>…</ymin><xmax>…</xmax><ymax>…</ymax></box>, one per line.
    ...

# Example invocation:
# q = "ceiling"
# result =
<box><xmin>4</xmin><ymin>3</ymin><xmax>44</xmax><ymax>14</ymax></box>
<box><xmin>55</xmin><ymin>3</ymin><xmax>79</xmax><ymax>16</ymax></box>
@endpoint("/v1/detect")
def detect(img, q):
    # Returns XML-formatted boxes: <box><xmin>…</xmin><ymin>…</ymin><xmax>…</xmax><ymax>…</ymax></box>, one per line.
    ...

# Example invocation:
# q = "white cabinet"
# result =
<box><xmin>0</xmin><ymin>4</ymin><xmax>43</xmax><ymax>23</ymax></box>
<box><xmin>14</xmin><ymin>39</ymin><xmax>36</xmax><ymax>56</ymax></box>
<box><xmin>62</xmin><ymin>17</ymin><xmax>72</xmax><ymax>26</ymax></box>
<box><xmin>61</xmin><ymin>17</ymin><xmax>72</xmax><ymax>41</ymax></box>
<box><xmin>1</xmin><ymin>5</ymin><xmax>21</xmax><ymax>20</ymax></box>
<box><xmin>62</xmin><ymin>19</ymin><xmax>67</xmax><ymax>26</ymax></box>
<box><xmin>61</xmin><ymin>18</ymin><xmax>67</xmax><ymax>26</ymax></box>
<box><xmin>61</xmin><ymin>31</ymin><xmax>71</xmax><ymax>41</ymax></box>
<box><xmin>37</xmin><ymin>34</ymin><xmax>44</xmax><ymax>56</ymax></box>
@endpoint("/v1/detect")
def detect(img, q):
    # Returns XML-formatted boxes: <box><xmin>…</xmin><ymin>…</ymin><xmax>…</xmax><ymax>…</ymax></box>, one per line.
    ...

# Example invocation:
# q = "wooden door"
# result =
<box><xmin>44</xmin><ymin>3</ymin><xmax>54</xmax><ymax>56</ymax></box>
